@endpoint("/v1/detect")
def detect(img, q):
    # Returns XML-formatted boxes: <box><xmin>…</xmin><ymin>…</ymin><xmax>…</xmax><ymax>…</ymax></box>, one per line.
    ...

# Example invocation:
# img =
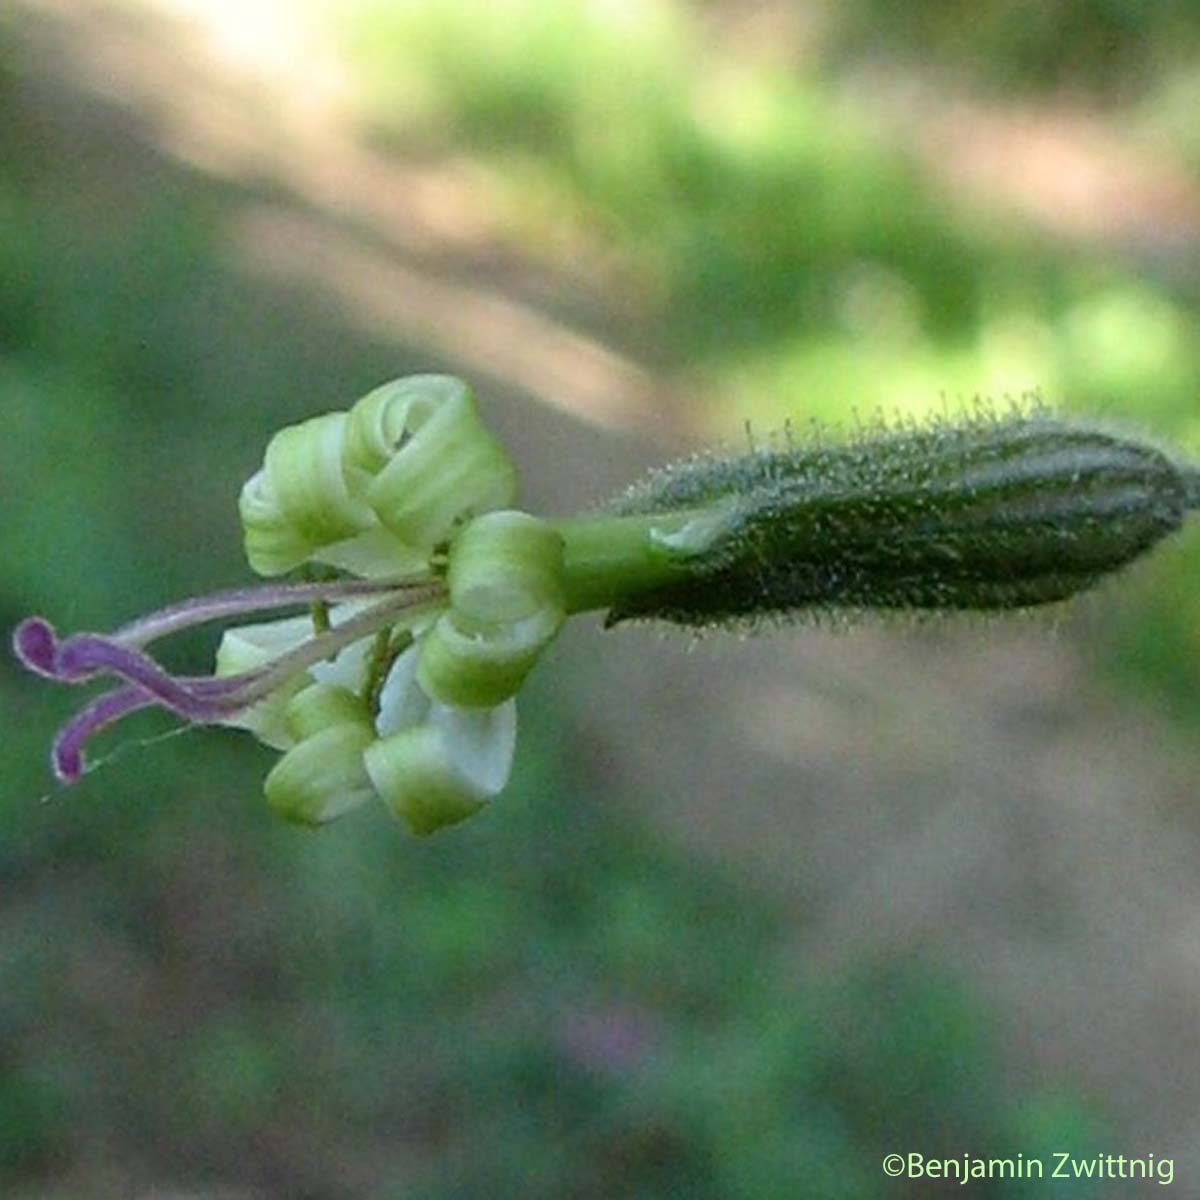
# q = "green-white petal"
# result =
<box><xmin>264</xmin><ymin>723</ymin><xmax>377</xmax><ymax>826</ymax></box>
<box><xmin>417</xmin><ymin>607</ymin><xmax>562</xmax><ymax>708</ymax></box>
<box><xmin>417</xmin><ymin>510</ymin><xmax>566</xmax><ymax>707</ymax></box>
<box><xmin>447</xmin><ymin>510</ymin><xmax>565</xmax><ymax>622</ymax></box>
<box><xmin>348</xmin><ymin>376</ymin><xmax>518</xmax><ymax>548</ymax></box>
<box><xmin>283</xmin><ymin>682</ymin><xmax>370</xmax><ymax>742</ymax></box>
<box><xmin>238</xmin><ymin>469</ymin><xmax>316</xmax><ymax>578</ymax></box>
<box><xmin>374</xmin><ymin>640</ymin><xmax>430</xmax><ymax>736</ymax></box>
<box><xmin>310</xmin><ymin>526</ymin><xmax>428</xmax><ymax>579</ymax></box>
<box><xmin>265</xmin><ymin>412</ymin><xmax>375</xmax><ymax>545</ymax></box>
<box><xmin>264</xmin><ymin>683</ymin><xmax>377</xmax><ymax>826</ymax></box>
<box><xmin>242</xmin><ymin>412</ymin><xmax>377</xmax><ymax>576</ymax></box>
<box><xmin>214</xmin><ymin>614</ymin><xmax>314</xmax><ymax>749</ymax></box>
<box><xmin>364</xmin><ymin>698</ymin><xmax>516</xmax><ymax>835</ymax></box>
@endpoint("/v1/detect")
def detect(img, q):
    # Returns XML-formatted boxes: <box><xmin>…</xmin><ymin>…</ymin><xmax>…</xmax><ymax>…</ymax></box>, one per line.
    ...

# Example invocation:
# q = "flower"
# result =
<box><xmin>13</xmin><ymin>376</ymin><xmax>565</xmax><ymax>835</ymax></box>
<box><xmin>16</xmin><ymin>382</ymin><xmax>1199</xmax><ymax>835</ymax></box>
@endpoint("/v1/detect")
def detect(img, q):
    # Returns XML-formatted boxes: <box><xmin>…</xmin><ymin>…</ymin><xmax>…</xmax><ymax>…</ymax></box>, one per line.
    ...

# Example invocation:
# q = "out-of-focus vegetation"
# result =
<box><xmin>831</xmin><ymin>0</ymin><xmax>1200</xmax><ymax>98</ymax></box>
<box><xmin>4</xmin><ymin>0</ymin><xmax>1199</xmax><ymax>1194</ymax></box>
<box><xmin>342</xmin><ymin>0</ymin><xmax>1200</xmax><ymax>424</ymax></box>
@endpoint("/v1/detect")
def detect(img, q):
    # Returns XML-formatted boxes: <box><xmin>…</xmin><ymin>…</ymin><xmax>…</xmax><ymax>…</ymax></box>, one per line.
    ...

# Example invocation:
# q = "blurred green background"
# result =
<box><xmin>3</xmin><ymin>1</ymin><xmax>1200</xmax><ymax>1196</ymax></box>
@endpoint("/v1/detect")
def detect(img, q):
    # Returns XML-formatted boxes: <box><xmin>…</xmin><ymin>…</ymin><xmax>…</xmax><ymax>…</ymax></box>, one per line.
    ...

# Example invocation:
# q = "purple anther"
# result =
<box><xmin>13</xmin><ymin>617</ymin><xmax>59</xmax><ymax>678</ymax></box>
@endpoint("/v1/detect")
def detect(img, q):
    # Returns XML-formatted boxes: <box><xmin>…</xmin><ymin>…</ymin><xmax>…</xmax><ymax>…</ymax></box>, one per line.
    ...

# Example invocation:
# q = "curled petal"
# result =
<box><xmin>348</xmin><ymin>376</ymin><xmax>518</xmax><ymax>548</ymax></box>
<box><xmin>364</xmin><ymin>698</ymin><xmax>516</xmax><ymax>835</ymax></box>
<box><xmin>238</xmin><ymin>376</ymin><xmax>519</xmax><ymax>578</ymax></box>
<box><xmin>264</xmin><ymin>683</ymin><xmax>377</xmax><ymax>825</ymax></box>
<box><xmin>239</xmin><ymin>469</ymin><xmax>320</xmax><ymax>577</ymax></box>
<box><xmin>416</xmin><ymin>511</ymin><xmax>566</xmax><ymax>707</ymax></box>
<box><xmin>282</xmin><ymin>683</ymin><xmax>370</xmax><ymax>743</ymax></box>
<box><xmin>342</xmin><ymin>376</ymin><xmax>431</xmax><ymax>474</ymax></box>
<box><xmin>417</xmin><ymin>607</ymin><xmax>562</xmax><ymax>708</ymax></box>
<box><xmin>242</xmin><ymin>412</ymin><xmax>376</xmax><ymax>576</ymax></box>
<box><xmin>446</xmin><ymin>510</ymin><xmax>565</xmax><ymax>623</ymax></box>
<box><xmin>264</xmin><ymin>723</ymin><xmax>377</xmax><ymax>826</ymax></box>
<box><xmin>263</xmin><ymin>412</ymin><xmax>375</xmax><ymax>544</ymax></box>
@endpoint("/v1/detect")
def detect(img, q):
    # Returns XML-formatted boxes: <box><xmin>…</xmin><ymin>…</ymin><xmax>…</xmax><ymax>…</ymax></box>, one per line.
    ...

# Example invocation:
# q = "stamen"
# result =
<box><xmin>53</xmin><ymin>635</ymin><xmax>247</xmax><ymax>721</ymax></box>
<box><xmin>112</xmin><ymin>576</ymin><xmax>430</xmax><ymax>647</ymax></box>
<box><xmin>214</xmin><ymin>588</ymin><xmax>444</xmax><ymax>709</ymax></box>
<box><xmin>52</xmin><ymin>686</ymin><xmax>155</xmax><ymax>781</ymax></box>
<box><xmin>22</xmin><ymin>584</ymin><xmax>446</xmax><ymax>787</ymax></box>
<box><xmin>14</xmin><ymin>576</ymin><xmax>434</xmax><ymax>693</ymax></box>
<box><xmin>365</xmin><ymin>627</ymin><xmax>415</xmax><ymax>718</ymax></box>
<box><xmin>18</xmin><ymin>588</ymin><xmax>444</xmax><ymax>715</ymax></box>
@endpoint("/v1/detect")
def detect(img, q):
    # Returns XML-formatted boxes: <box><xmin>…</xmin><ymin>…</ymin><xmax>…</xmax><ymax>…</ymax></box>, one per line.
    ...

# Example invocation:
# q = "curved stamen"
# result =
<box><xmin>54</xmin><ymin>636</ymin><xmax>244</xmax><ymax>721</ymax></box>
<box><xmin>113</xmin><ymin>576</ymin><xmax>433</xmax><ymax>647</ymax></box>
<box><xmin>207</xmin><ymin>588</ymin><xmax>444</xmax><ymax>710</ymax></box>
<box><xmin>25</xmin><ymin>584</ymin><xmax>447</xmax><ymax>788</ymax></box>
<box><xmin>45</xmin><ymin>587</ymin><xmax>445</xmax><ymax>724</ymax></box>
<box><xmin>52</xmin><ymin>686</ymin><xmax>155</xmax><ymax>781</ymax></box>
<box><xmin>13</xmin><ymin>575</ymin><xmax>431</xmax><ymax>684</ymax></box>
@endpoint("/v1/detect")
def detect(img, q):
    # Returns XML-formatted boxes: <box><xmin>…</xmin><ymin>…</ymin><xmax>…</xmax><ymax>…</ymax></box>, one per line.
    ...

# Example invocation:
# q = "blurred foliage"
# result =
<box><xmin>829</xmin><ymin>0</ymin><xmax>1200</xmax><ymax>99</ymax></box>
<box><xmin>341</xmin><ymin>0</ymin><xmax>1200</xmax><ymax>431</ymax></box>
<box><xmin>0</xmin><ymin>1</ymin><xmax>1194</xmax><ymax>1195</ymax></box>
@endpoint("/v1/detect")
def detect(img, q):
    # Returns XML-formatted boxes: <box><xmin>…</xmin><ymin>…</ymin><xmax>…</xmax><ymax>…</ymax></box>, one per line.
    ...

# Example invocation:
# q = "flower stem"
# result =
<box><xmin>551</xmin><ymin>507</ymin><xmax>718</xmax><ymax>615</ymax></box>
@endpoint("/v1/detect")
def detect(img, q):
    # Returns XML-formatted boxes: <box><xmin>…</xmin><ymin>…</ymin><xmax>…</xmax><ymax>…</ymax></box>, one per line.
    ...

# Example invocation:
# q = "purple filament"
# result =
<box><xmin>112</xmin><ymin>576</ymin><xmax>428</xmax><ymax>647</ymax></box>
<box><xmin>54</xmin><ymin>635</ymin><xmax>253</xmax><ymax>721</ymax></box>
<box><xmin>15</xmin><ymin>582</ymin><xmax>445</xmax><ymax>786</ymax></box>
<box><xmin>52</xmin><ymin>687</ymin><xmax>155</xmax><ymax>781</ymax></box>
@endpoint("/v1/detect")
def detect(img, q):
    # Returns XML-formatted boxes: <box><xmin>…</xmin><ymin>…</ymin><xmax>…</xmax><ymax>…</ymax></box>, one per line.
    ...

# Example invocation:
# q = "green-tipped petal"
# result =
<box><xmin>364</xmin><ymin>699</ymin><xmax>516</xmax><ymax>835</ymax></box>
<box><xmin>242</xmin><ymin>412</ymin><xmax>377</xmax><ymax>576</ymax></box>
<box><xmin>264</xmin><ymin>723</ymin><xmax>377</xmax><ymax>826</ymax></box>
<box><xmin>447</xmin><ymin>510</ymin><xmax>566</xmax><ymax>622</ymax></box>
<box><xmin>241</xmin><ymin>377</ymin><xmax>518</xmax><ymax>575</ymax></box>
<box><xmin>238</xmin><ymin>470</ymin><xmax>317</xmax><ymax>577</ymax></box>
<box><xmin>417</xmin><ymin>511</ymin><xmax>566</xmax><ymax>706</ymax></box>
<box><xmin>311</xmin><ymin>527</ymin><xmax>428</xmax><ymax>579</ymax></box>
<box><xmin>374</xmin><ymin>640</ymin><xmax>432</xmax><ymax>735</ymax></box>
<box><xmin>264</xmin><ymin>411</ymin><xmax>375</xmax><ymax>542</ymax></box>
<box><xmin>353</xmin><ymin>376</ymin><xmax>518</xmax><ymax>546</ymax></box>
<box><xmin>283</xmin><ymin>683</ymin><xmax>370</xmax><ymax>742</ymax></box>
<box><xmin>343</xmin><ymin>376</ymin><xmax>434</xmax><ymax>475</ymax></box>
<box><xmin>417</xmin><ymin>607</ymin><xmax>561</xmax><ymax>708</ymax></box>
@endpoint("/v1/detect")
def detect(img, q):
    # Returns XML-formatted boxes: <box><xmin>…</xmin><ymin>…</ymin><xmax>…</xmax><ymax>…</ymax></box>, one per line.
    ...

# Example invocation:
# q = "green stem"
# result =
<box><xmin>551</xmin><ymin>507</ymin><xmax>716</xmax><ymax>615</ymax></box>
